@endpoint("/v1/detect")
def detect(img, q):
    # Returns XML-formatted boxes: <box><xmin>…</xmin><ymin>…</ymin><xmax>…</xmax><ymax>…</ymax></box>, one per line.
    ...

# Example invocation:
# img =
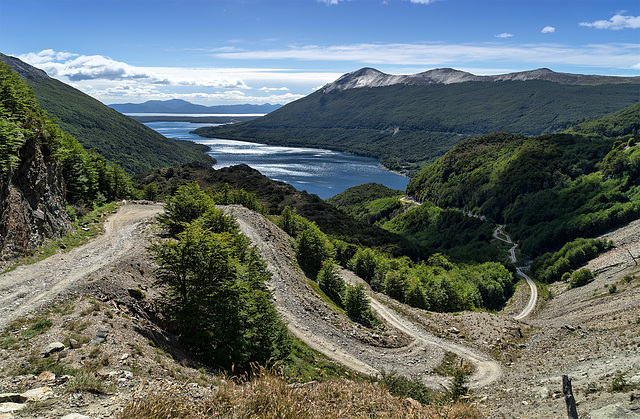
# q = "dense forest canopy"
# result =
<box><xmin>0</xmin><ymin>61</ymin><xmax>134</xmax><ymax>206</ymax></box>
<box><xmin>401</xmin><ymin>101</ymin><xmax>640</xmax><ymax>256</ymax></box>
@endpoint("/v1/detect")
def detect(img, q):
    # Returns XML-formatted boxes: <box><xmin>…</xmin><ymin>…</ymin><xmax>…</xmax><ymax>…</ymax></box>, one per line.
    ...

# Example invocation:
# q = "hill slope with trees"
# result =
<box><xmin>194</xmin><ymin>68</ymin><xmax>639</xmax><ymax>174</ymax></box>
<box><xmin>0</xmin><ymin>53</ymin><xmax>215</xmax><ymax>175</ymax></box>
<box><xmin>402</xmin><ymin>101</ymin><xmax>640</xmax><ymax>256</ymax></box>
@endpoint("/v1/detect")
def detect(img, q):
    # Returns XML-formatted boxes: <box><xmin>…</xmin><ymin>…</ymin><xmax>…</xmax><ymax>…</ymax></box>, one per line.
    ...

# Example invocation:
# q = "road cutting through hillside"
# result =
<box><xmin>493</xmin><ymin>225</ymin><xmax>538</xmax><ymax>320</ymax></box>
<box><xmin>0</xmin><ymin>202</ymin><xmax>163</xmax><ymax>333</ymax></box>
<box><xmin>226</xmin><ymin>205</ymin><xmax>502</xmax><ymax>389</ymax></box>
<box><xmin>0</xmin><ymin>202</ymin><xmax>501</xmax><ymax>390</ymax></box>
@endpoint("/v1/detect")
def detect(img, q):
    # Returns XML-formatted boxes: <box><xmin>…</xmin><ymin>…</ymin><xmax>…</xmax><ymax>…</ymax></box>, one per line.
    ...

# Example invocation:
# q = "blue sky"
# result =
<box><xmin>1</xmin><ymin>0</ymin><xmax>638</xmax><ymax>106</ymax></box>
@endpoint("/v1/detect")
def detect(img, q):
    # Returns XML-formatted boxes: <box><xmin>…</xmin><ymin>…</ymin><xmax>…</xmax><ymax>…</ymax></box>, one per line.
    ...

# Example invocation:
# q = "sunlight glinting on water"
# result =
<box><xmin>145</xmin><ymin>121</ymin><xmax>409</xmax><ymax>198</ymax></box>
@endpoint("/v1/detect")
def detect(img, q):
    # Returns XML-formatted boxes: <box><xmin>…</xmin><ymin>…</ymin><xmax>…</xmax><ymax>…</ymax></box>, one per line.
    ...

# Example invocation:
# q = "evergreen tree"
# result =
<box><xmin>296</xmin><ymin>222</ymin><xmax>335</xmax><ymax>276</ymax></box>
<box><xmin>317</xmin><ymin>259</ymin><xmax>346</xmax><ymax>306</ymax></box>
<box><xmin>150</xmin><ymin>223</ymin><xmax>291</xmax><ymax>370</ymax></box>
<box><xmin>344</xmin><ymin>283</ymin><xmax>375</xmax><ymax>325</ymax></box>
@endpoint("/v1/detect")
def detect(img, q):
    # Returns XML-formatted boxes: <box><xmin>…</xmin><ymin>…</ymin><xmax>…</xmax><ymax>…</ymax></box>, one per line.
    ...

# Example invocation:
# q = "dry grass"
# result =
<box><xmin>119</xmin><ymin>366</ymin><xmax>483</xmax><ymax>419</ymax></box>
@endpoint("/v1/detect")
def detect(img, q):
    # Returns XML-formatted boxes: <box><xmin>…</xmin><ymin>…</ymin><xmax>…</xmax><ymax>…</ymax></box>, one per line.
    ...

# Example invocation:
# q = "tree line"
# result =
<box><xmin>278</xmin><ymin>206</ymin><xmax>515</xmax><ymax>314</ymax></box>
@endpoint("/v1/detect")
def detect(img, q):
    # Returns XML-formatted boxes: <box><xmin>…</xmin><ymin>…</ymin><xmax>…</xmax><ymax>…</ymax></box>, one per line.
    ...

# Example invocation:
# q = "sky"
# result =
<box><xmin>0</xmin><ymin>0</ymin><xmax>639</xmax><ymax>106</ymax></box>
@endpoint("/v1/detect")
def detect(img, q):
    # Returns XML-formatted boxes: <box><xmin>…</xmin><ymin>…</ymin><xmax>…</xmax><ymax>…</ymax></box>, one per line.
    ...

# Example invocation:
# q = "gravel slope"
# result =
<box><xmin>226</xmin><ymin>205</ymin><xmax>502</xmax><ymax>389</ymax></box>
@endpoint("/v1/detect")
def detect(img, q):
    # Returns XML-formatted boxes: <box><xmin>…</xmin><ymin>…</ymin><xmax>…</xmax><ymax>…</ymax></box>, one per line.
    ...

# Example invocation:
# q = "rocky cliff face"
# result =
<box><xmin>0</xmin><ymin>136</ymin><xmax>70</xmax><ymax>264</ymax></box>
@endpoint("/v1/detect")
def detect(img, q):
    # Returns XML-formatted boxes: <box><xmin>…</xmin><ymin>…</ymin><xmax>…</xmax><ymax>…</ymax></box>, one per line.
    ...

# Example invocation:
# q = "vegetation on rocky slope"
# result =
<box><xmin>403</xmin><ymin>102</ymin><xmax>640</xmax><ymax>257</ymax></box>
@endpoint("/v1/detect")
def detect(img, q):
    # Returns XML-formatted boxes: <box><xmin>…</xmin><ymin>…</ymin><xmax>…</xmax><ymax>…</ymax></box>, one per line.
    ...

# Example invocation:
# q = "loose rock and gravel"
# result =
<box><xmin>0</xmin><ymin>203</ymin><xmax>639</xmax><ymax>418</ymax></box>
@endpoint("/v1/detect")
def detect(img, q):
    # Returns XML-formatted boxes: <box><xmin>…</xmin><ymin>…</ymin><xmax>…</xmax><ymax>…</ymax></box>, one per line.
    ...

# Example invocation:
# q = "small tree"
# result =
<box><xmin>296</xmin><ymin>223</ymin><xmax>334</xmax><ymax>276</ymax></box>
<box><xmin>447</xmin><ymin>369</ymin><xmax>469</xmax><ymax>401</ymax></box>
<box><xmin>159</xmin><ymin>182</ymin><xmax>214</xmax><ymax>234</ymax></box>
<box><xmin>344</xmin><ymin>283</ymin><xmax>375</xmax><ymax>325</ymax></box>
<box><xmin>406</xmin><ymin>278</ymin><xmax>428</xmax><ymax>309</ymax></box>
<box><xmin>150</xmin><ymin>223</ymin><xmax>291</xmax><ymax>371</ymax></box>
<box><xmin>383</xmin><ymin>270</ymin><xmax>408</xmax><ymax>302</ymax></box>
<box><xmin>277</xmin><ymin>206</ymin><xmax>299</xmax><ymax>237</ymax></box>
<box><xmin>569</xmin><ymin>268</ymin><xmax>594</xmax><ymax>288</ymax></box>
<box><xmin>318</xmin><ymin>259</ymin><xmax>346</xmax><ymax>306</ymax></box>
<box><xmin>348</xmin><ymin>248</ymin><xmax>379</xmax><ymax>283</ymax></box>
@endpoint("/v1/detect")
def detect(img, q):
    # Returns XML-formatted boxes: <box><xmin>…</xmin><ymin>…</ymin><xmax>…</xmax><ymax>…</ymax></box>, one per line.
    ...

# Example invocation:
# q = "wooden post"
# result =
<box><xmin>563</xmin><ymin>375</ymin><xmax>578</xmax><ymax>419</ymax></box>
<box><xmin>627</xmin><ymin>249</ymin><xmax>637</xmax><ymax>266</ymax></box>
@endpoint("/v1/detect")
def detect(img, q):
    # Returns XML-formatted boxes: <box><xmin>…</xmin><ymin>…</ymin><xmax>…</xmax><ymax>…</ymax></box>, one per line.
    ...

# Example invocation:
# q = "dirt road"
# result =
<box><xmin>0</xmin><ymin>202</ymin><xmax>163</xmax><ymax>332</ymax></box>
<box><xmin>227</xmin><ymin>205</ymin><xmax>502</xmax><ymax>389</ymax></box>
<box><xmin>493</xmin><ymin>225</ymin><xmax>537</xmax><ymax>319</ymax></box>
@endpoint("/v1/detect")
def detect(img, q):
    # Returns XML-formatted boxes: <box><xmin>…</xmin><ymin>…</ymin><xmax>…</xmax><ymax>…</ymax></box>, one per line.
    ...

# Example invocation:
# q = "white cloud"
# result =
<box><xmin>633</xmin><ymin>63</ymin><xmax>640</xmax><ymax>70</ymax></box>
<box><xmin>580</xmin><ymin>14</ymin><xmax>640</xmax><ymax>30</ymax></box>
<box><xmin>542</xmin><ymin>26</ymin><xmax>555</xmax><ymax>34</ymax></box>
<box><xmin>212</xmin><ymin>41</ymin><xmax>640</xmax><ymax>71</ymax></box>
<box><xmin>495</xmin><ymin>33</ymin><xmax>514</xmax><ymax>39</ymax></box>
<box><xmin>18</xmin><ymin>50</ymin><xmax>249</xmax><ymax>88</ymax></box>
<box><xmin>409</xmin><ymin>0</ymin><xmax>437</xmax><ymax>4</ymax></box>
<box><xmin>259</xmin><ymin>86</ymin><xmax>290</xmax><ymax>92</ymax></box>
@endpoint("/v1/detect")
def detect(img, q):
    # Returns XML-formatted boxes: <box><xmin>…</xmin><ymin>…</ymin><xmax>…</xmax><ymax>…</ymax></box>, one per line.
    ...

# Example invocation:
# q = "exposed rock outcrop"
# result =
<box><xmin>322</xmin><ymin>67</ymin><xmax>640</xmax><ymax>93</ymax></box>
<box><xmin>0</xmin><ymin>136</ymin><xmax>70</xmax><ymax>264</ymax></box>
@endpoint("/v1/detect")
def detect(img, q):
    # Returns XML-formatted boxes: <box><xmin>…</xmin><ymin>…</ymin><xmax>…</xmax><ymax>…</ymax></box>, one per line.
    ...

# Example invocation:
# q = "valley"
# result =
<box><xmin>0</xmin><ymin>200</ymin><xmax>638</xmax><ymax>417</ymax></box>
<box><xmin>2</xmin><ymin>53</ymin><xmax>640</xmax><ymax>418</ymax></box>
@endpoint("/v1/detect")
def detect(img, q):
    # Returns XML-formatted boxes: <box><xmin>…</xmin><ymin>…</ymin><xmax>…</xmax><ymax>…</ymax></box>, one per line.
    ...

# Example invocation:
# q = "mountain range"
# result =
<box><xmin>194</xmin><ymin>67</ymin><xmax>640</xmax><ymax>175</ymax></box>
<box><xmin>108</xmin><ymin>99</ymin><xmax>281</xmax><ymax>114</ymax></box>
<box><xmin>321</xmin><ymin>67</ymin><xmax>640</xmax><ymax>92</ymax></box>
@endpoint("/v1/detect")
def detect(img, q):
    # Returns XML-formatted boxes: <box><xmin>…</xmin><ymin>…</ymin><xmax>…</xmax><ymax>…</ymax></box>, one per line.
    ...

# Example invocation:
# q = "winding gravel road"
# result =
<box><xmin>0</xmin><ymin>202</ymin><xmax>502</xmax><ymax>389</ymax></box>
<box><xmin>493</xmin><ymin>225</ymin><xmax>538</xmax><ymax>319</ymax></box>
<box><xmin>0</xmin><ymin>202</ymin><xmax>163</xmax><ymax>332</ymax></box>
<box><xmin>227</xmin><ymin>205</ymin><xmax>502</xmax><ymax>389</ymax></box>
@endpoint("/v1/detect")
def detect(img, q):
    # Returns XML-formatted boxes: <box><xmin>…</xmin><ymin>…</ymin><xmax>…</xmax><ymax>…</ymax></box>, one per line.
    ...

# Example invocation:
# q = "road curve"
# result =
<box><xmin>493</xmin><ymin>225</ymin><xmax>538</xmax><ymax>320</ymax></box>
<box><xmin>514</xmin><ymin>268</ymin><xmax>538</xmax><ymax>320</ymax></box>
<box><xmin>0</xmin><ymin>202</ymin><xmax>163</xmax><ymax>332</ymax></box>
<box><xmin>227</xmin><ymin>205</ymin><xmax>502</xmax><ymax>389</ymax></box>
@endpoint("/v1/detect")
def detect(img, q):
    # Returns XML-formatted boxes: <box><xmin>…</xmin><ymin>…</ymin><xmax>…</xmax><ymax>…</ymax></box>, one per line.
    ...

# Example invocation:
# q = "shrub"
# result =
<box><xmin>317</xmin><ymin>260</ymin><xmax>346</xmax><ymax>306</ymax></box>
<box><xmin>569</xmin><ymin>268</ymin><xmax>595</xmax><ymax>288</ymax></box>
<box><xmin>344</xmin><ymin>283</ymin><xmax>376</xmax><ymax>325</ymax></box>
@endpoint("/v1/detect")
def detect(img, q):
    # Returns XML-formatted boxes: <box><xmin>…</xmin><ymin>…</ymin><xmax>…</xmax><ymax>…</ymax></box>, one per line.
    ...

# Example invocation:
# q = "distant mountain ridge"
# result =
<box><xmin>195</xmin><ymin>67</ymin><xmax>640</xmax><ymax>175</ymax></box>
<box><xmin>322</xmin><ymin>67</ymin><xmax>640</xmax><ymax>92</ymax></box>
<box><xmin>109</xmin><ymin>99</ymin><xmax>281</xmax><ymax>114</ymax></box>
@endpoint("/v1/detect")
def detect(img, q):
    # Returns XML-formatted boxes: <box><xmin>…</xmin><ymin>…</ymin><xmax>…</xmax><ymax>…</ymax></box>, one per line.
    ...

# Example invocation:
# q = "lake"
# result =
<box><xmin>145</xmin><ymin>121</ymin><xmax>409</xmax><ymax>199</ymax></box>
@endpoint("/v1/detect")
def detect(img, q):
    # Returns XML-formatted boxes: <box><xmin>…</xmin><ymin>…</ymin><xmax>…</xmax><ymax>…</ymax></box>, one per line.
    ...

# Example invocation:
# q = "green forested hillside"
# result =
<box><xmin>0</xmin><ymin>54</ymin><xmax>215</xmax><ymax>175</ymax></box>
<box><xmin>403</xmin><ymin>101</ymin><xmax>640</xmax><ymax>256</ymax></box>
<box><xmin>325</xmin><ymin>183</ymin><xmax>406</xmax><ymax>225</ymax></box>
<box><xmin>1</xmin><ymin>61</ymin><xmax>134</xmax><ymax>206</ymax></box>
<box><xmin>194</xmin><ymin>80</ymin><xmax>639</xmax><ymax>174</ymax></box>
<box><xmin>567</xmin><ymin>101</ymin><xmax>640</xmax><ymax>138</ymax></box>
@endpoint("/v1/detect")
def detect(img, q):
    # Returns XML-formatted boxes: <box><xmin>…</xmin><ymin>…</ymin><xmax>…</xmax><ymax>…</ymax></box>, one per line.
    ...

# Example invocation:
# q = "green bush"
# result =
<box><xmin>150</xmin><ymin>183</ymin><xmax>291</xmax><ymax>371</ymax></box>
<box><xmin>317</xmin><ymin>260</ymin><xmax>346</xmax><ymax>306</ymax></box>
<box><xmin>344</xmin><ymin>283</ymin><xmax>375</xmax><ymax>325</ymax></box>
<box><xmin>569</xmin><ymin>268</ymin><xmax>595</xmax><ymax>288</ymax></box>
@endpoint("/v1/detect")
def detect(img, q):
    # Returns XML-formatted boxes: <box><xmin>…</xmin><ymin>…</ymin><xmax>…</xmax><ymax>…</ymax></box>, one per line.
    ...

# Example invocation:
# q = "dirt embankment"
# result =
<box><xmin>226</xmin><ymin>205</ymin><xmax>502</xmax><ymax>389</ymax></box>
<box><xmin>0</xmin><ymin>202</ymin><xmax>163</xmax><ymax>333</ymax></box>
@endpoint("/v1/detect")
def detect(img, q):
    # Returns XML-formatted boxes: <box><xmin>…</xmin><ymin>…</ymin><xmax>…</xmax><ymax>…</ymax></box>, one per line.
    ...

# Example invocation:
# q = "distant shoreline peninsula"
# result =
<box><xmin>128</xmin><ymin>114</ymin><xmax>260</xmax><ymax>124</ymax></box>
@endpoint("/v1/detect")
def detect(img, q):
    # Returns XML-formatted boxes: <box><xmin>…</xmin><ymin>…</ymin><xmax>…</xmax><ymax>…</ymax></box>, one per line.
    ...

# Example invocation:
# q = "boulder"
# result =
<box><xmin>42</xmin><ymin>342</ymin><xmax>65</xmax><ymax>357</ymax></box>
<box><xmin>590</xmin><ymin>403</ymin><xmax>640</xmax><ymax>419</ymax></box>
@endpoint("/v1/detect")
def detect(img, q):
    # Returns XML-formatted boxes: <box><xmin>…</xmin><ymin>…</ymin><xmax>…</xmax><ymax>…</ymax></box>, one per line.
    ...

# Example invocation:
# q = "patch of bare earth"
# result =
<box><xmin>479</xmin><ymin>219</ymin><xmax>640</xmax><ymax>418</ymax></box>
